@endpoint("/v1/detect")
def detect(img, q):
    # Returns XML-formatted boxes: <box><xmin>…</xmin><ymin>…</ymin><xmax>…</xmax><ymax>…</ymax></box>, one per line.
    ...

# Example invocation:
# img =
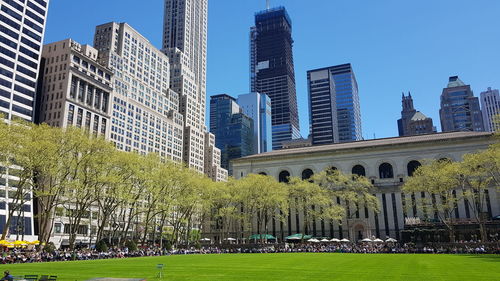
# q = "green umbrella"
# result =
<box><xmin>285</xmin><ymin>233</ymin><xmax>312</xmax><ymax>240</ymax></box>
<box><xmin>249</xmin><ymin>234</ymin><xmax>277</xmax><ymax>240</ymax></box>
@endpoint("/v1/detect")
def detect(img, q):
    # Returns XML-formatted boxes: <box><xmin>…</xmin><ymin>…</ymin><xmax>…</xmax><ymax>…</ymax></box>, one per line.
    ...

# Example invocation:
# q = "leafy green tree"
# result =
<box><xmin>288</xmin><ymin>177</ymin><xmax>344</xmax><ymax>241</ymax></box>
<box><xmin>312</xmin><ymin>170</ymin><xmax>380</xmax><ymax>240</ymax></box>
<box><xmin>236</xmin><ymin>174</ymin><xmax>289</xmax><ymax>243</ymax></box>
<box><xmin>403</xmin><ymin>160</ymin><xmax>462</xmax><ymax>241</ymax></box>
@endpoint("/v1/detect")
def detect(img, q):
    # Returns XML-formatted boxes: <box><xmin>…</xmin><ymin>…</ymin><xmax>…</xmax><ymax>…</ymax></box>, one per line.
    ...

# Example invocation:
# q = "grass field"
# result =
<box><xmin>1</xmin><ymin>253</ymin><xmax>499</xmax><ymax>281</ymax></box>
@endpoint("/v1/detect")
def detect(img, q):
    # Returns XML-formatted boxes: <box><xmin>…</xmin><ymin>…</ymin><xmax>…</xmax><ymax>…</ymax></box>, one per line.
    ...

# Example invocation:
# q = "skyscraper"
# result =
<box><xmin>250</xmin><ymin>6</ymin><xmax>300</xmax><ymax>150</ymax></box>
<box><xmin>162</xmin><ymin>0</ymin><xmax>210</xmax><ymax>173</ymax></box>
<box><xmin>0</xmin><ymin>0</ymin><xmax>50</xmax><ymax>240</ymax></box>
<box><xmin>307</xmin><ymin>64</ymin><xmax>362</xmax><ymax>145</ymax></box>
<box><xmin>237</xmin><ymin>92</ymin><xmax>272</xmax><ymax>154</ymax></box>
<box><xmin>210</xmin><ymin>94</ymin><xmax>254</xmax><ymax>174</ymax></box>
<box><xmin>397</xmin><ymin>92</ymin><xmax>435</xmax><ymax>136</ymax></box>
<box><xmin>36</xmin><ymin>39</ymin><xmax>112</xmax><ymax>139</ymax></box>
<box><xmin>0</xmin><ymin>0</ymin><xmax>49</xmax><ymax>121</ymax></box>
<box><xmin>93</xmin><ymin>22</ymin><xmax>185</xmax><ymax>161</ymax></box>
<box><xmin>440</xmin><ymin>76</ymin><xmax>484</xmax><ymax>132</ymax></box>
<box><xmin>480</xmin><ymin>87</ymin><xmax>500</xmax><ymax>132</ymax></box>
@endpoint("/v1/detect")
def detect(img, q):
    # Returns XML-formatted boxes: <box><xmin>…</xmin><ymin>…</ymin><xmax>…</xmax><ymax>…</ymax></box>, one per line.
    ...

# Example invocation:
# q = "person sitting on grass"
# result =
<box><xmin>1</xmin><ymin>270</ymin><xmax>13</xmax><ymax>281</ymax></box>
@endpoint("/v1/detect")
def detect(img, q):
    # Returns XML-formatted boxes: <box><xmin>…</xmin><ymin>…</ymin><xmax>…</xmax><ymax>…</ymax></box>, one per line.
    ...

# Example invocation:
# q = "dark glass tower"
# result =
<box><xmin>440</xmin><ymin>76</ymin><xmax>484</xmax><ymax>132</ymax></box>
<box><xmin>307</xmin><ymin>64</ymin><xmax>362</xmax><ymax>145</ymax></box>
<box><xmin>209</xmin><ymin>94</ymin><xmax>255</xmax><ymax>174</ymax></box>
<box><xmin>250</xmin><ymin>7</ymin><xmax>300</xmax><ymax>150</ymax></box>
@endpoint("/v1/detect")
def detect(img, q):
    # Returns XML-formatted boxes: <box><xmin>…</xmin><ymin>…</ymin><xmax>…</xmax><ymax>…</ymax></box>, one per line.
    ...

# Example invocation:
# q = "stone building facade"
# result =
<box><xmin>230</xmin><ymin>132</ymin><xmax>498</xmax><ymax>241</ymax></box>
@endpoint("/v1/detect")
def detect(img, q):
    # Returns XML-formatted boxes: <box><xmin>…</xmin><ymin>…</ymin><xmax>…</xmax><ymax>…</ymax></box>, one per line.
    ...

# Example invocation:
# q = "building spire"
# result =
<box><xmin>266</xmin><ymin>0</ymin><xmax>270</xmax><ymax>10</ymax></box>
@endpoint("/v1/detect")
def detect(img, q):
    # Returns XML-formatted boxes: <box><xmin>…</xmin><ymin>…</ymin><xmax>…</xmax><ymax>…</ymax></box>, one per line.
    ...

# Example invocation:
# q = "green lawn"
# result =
<box><xmin>1</xmin><ymin>253</ymin><xmax>499</xmax><ymax>281</ymax></box>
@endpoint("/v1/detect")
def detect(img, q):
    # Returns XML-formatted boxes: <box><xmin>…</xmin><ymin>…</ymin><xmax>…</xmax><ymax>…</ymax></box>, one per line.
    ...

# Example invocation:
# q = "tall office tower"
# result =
<box><xmin>162</xmin><ymin>0</ymin><xmax>209</xmax><ymax>173</ymax></box>
<box><xmin>0</xmin><ymin>0</ymin><xmax>49</xmax><ymax>121</ymax></box>
<box><xmin>250</xmin><ymin>7</ymin><xmax>300</xmax><ymax>150</ymax></box>
<box><xmin>397</xmin><ymin>92</ymin><xmax>435</xmax><ymax>136</ymax></box>
<box><xmin>237</xmin><ymin>92</ymin><xmax>272</xmax><ymax>153</ymax></box>
<box><xmin>440</xmin><ymin>76</ymin><xmax>484</xmax><ymax>132</ymax></box>
<box><xmin>36</xmin><ymin>39</ymin><xmax>112</xmax><ymax>138</ymax></box>
<box><xmin>307</xmin><ymin>64</ymin><xmax>362</xmax><ymax>145</ymax></box>
<box><xmin>210</xmin><ymin>94</ymin><xmax>254</xmax><ymax>174</ymax></box>
<box><xmin>204</xmin><ymin>132</ymin><xmax>228</xmax><ymax>181</ymax></box>
<box><xmin>93</xmin><ymin>22</ymin><xmax>184</xmax><ymax>161</ymax></box>
<box><xmin>480</xmin><ymin>87</ymin><xmax>500</xmax><ymax>132</ymax></box>
<box><xmin>0</xmin><ymin>0</ymin><xmax>49</xmax><ymax>240</ymax></box>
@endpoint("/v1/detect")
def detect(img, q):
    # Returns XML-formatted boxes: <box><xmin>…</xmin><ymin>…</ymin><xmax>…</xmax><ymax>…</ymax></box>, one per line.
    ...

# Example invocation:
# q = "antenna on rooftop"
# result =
<box><xmin>266</xmin><ymin>0</ymin><xmax>270</xmax><ymax>10</ymax></box>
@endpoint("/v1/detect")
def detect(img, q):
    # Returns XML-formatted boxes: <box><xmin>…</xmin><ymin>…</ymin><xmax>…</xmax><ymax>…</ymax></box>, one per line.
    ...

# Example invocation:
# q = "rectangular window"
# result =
<box><xmin>1</xmin><ymin>5</ymin><xmax>22</xmax><ymax>21</ymax></box>
<box><xmin>0</xmin><ymin>14</ymin><xmax>20</xmax><ymax>30</ymax></box>
<box><xmin>76</xmin><ymin>108</ymin><xmax>83</xmax><ymax>127</ymax></box>
<box><xmin>78</xmin><ymin>81</ymin><xmax>85</xmax><ymax>102</ymax></box>
<box><xmin>22</xmin><ymin>27</ymin><xmax>41</xmax><ymax>42</ymax></box>
<box><xmin>17</xmin><ymin>55</ymin><xmax>37</xmax><ymax>69</ymax></box>
<box><xmin>27</xmin><ymin>1</ymin><xmax>45</xmax><ymax>16</ymax></box>
<box><xmin>0</xmin><ymin>24</ymin><xmax>19</xmax><ymax>40</ymax></box>
<box><xmin>85</xmin><ymin>112</ymin><xmax>91</xmax><ymax>129</ymax></box>
<box><xmin>19</xmin><ymin>46</ymin><xmax>39</xmax><ymax>60</ymax></box>
<box><xmin>15</xmin><ymin>75</ymin><xmax>35</xmax><ymax>88</ymax></box>
<box><xmin>0</xmin><ymin>67</ymin><xmax>13</xmax><ymax>79</ymax></box>
<box><xmin>25</xmin><ymin>10</ymin><xmax>44</xmax><ymax>25</ymax></box>
<box><xmin>16</xmin><ymin>65</ymin><xmax>36</xmax><ymax>78</ymax></box>
<box><xmin>67</xmin><ymin>104</ymin><xmax>74</xmax><ymax>124</ymax></box>
<box><xmin>14</xmin><ymin>84</ymin><xmax>35</xmax><ymax>98</ymax></box>
<box><xmin>21</xmin><ymin>36</ymin><xmax>40</xmax><ymax>51</ymax></box>
<box><xmin>13</xmin><ymin>94</ymin><xmax>33</xmax><ymax>107</ymax></box>
<box><xmin>0</xmin><ymin>46</ymin><xmax>16</xmax><ymax>58</ymax></box>
<box><xmin>12</xmin><ymin>105</ymin><xmax>32</xmax><ymax>116</ymax></box>
<box><xmin>0</xmin><ymin>35</ymin><xmax>17</xmax><ymax>49</ymax></box>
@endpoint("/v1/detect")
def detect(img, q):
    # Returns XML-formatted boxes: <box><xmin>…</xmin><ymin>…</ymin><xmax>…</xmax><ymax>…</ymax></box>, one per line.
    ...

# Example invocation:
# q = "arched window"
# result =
<box><xmin>326</xmin><ymin>166</ymin><xmax>338</xmax><ymax>175</ymax></box>
<box><xmin>301</xmin><ymin>169</ymin><xmax>314</xmax><ymax>180</ymax></box>
<box><xmin>352</xmin><ymin>165</ymin><xmax>366</xmax><ymax>177</ymax></box>
<box><xmin>379</xmin><ymin>163</ymin><xmax>394</xmax><ymax>179</ymax></box>
<box><xmin>407</xmin><ymin>161</ymin><xmax>421</xmax><ymax>177</ymax></box>
<box><xmin>258</xmin><ymin>172</ymin><xmax>267</xmax><ymax>176</ymax></box>
<box><xmin>278</xmin><ymin>170</ymin><xmax>290</xmax><ymax>183</ymax></box>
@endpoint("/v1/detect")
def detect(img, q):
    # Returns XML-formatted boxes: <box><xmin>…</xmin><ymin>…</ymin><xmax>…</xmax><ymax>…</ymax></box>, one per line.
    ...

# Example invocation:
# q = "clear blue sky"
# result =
<box><xmin>44</xmin><ymin>0</ymin><xmax>500</xmax><ymax>139</ymax></box>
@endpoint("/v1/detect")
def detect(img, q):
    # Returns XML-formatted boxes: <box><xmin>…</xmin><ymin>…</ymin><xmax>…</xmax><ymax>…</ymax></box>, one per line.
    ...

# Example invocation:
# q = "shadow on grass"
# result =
<box><xmin>463</xmin><ymin>254</ymin><xmax>500</xmax><ymax>263</ymax></box>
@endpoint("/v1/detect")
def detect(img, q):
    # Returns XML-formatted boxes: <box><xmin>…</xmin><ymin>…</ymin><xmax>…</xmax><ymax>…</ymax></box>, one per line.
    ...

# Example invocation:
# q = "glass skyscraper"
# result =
<box><xmin>307</xmin><ymin>64</ymin><xmax>362</xmax><ymax>145</ymax></box>
<box><xmin>250</xmin><ymin>7</ymin><xmax>300</xmax><ymax>150</ymax></box>
<box><xmin>237</xmin><ymin>92</ymin><xmax>272</xmax><ymax>154</ymax></box>
<box><xmin>210</xmin><ymin>94</ymin><xmax>255</xmax><ymax>174</ymax></box>
<box><xmin>440</xmin><ymin>76</ymin><xmax>484</xmax><ymax>132</ymax></box>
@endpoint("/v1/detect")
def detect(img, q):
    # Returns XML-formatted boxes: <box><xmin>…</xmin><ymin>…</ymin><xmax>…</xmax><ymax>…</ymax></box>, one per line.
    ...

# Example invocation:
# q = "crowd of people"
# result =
<box><xmin>1</xmin><ymin>242</ymin><xmax>499</xmax><ymax>265</ymax></box>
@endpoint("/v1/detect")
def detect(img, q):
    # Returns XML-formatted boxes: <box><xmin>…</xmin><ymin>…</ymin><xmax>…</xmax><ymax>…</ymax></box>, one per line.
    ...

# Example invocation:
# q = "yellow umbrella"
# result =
<box><xmin>14</xmin><ymin>240</ymin><xmax>27</xmax><ymax>247</ymax></box>
<box><xmin>0</xmin><ymin>240</ymin><xmax>9</xmax><ymax>245</ymax></box>
<box><xmin>29</xmin><ymin>240</ymin><xmax>40</xmax><ymax>245</ymax></box>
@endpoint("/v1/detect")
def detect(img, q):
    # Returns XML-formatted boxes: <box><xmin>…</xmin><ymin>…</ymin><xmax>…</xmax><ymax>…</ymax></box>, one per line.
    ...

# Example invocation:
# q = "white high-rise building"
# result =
<box><xmin>0</xmin><ymin>0</ymin><xmax>50</xmax><ymax>241</ymax></box>
<box><xmin>93</xmin><ymin>22</ymin><xmax>184</xmax><ymax>161</ymax></box>
<box><xmin>163</xmin><ymin>0</ymin><xmax>226</xmax><ymax>179</ymax></box>
<box><xmin>0</xmin><ymin>0</ymin><xmax>49</xmax><ymax>121</ymax></box>
<box><xmin>480</xmin><ymin>87</ymin><xmax>500</xmax><ymax>132</ymax></box>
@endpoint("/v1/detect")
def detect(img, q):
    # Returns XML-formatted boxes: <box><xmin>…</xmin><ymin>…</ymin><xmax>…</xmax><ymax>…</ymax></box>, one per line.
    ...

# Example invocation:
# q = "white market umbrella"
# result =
<box><xmin>361</xmin><ymin>238</ymin><xmax>373</xmax><ymax>242</ymax></box>
<box><xmin>224</xmin><ymin>238</ymin><xmax>237</xmax><ymax>241</ymax></box>
<box><xmin>385</xmin><ymin>238</ymin><xmax>397</xmax><ymax>243</ymax></box>
<box><xmin>330</xmin><ymin>238</ymin><xmax>341</xmax><ymax>242</ymax></box>
<box><xmin>307</xmin><ymin>238</ymin><xmax>320</xmax><ymax>243</ymax></box>
<box><xmin>200</xmin><ymin>238</ymin><xmax>211</xmax><ymax>242</ymax></box>
<box><xmin>373</xmin><ymin>238</ymin><xmax>384</xmax><ymax>243</ymax></box>
<box><xmin>320</xmin><ymin>239</ymin><xmax>330</xmax><ymax>242</ymax></box>
<box><xmin>340</xmin><ymin>238</ymin><xmax>350</xmax><ymax>243</ymax></box>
